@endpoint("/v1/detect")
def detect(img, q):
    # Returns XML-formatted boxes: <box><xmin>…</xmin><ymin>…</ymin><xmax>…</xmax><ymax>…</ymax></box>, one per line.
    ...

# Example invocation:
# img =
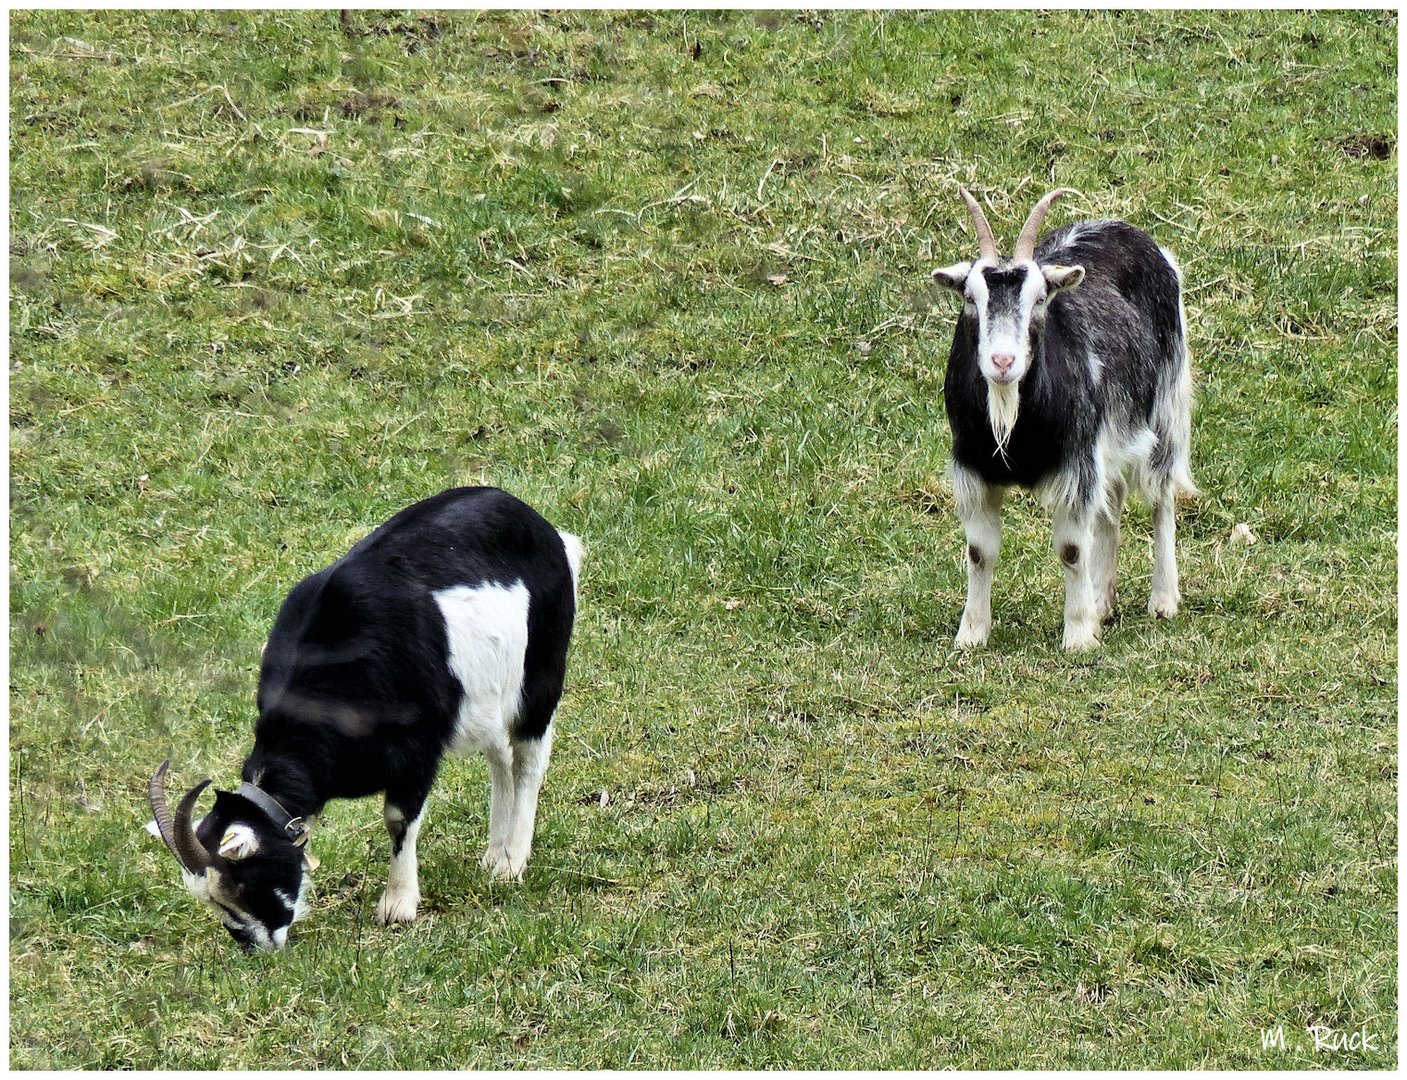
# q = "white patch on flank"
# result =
<box><xmin>1036</xmin><ymin>425</ymin><xmax>1161</xmax><ymax>521</ymax></box>
<box><xmin>434</xmin><ymin>581</ymin><xmax>530</xmax><ymax>754</ymax></box>
<box><xmin>435</xmin><ymin>576</ymin><xmax>565</xmax><ymax>886</ymax></box>
<box><xmin>1119</xmin><ymin>427</ymin><xmax>1161</xmax><ymax>506</ymax></box>
<box><xmin>1034</xmin><ymin>426</ymin><xmax>1112</xmax><ymax>514</ymax></box>
<box><xmin>1086</xmin><ymin>350</ymin><xmax>1104</xmax><ymax>384</ymax></box>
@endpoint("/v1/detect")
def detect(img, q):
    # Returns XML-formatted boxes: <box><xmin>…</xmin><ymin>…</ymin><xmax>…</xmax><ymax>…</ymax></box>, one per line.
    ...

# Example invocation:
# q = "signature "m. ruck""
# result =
<box><xmin>1261</xmin><ymin>1024</ymin><xmax>1381</xmax><ymax>1053</ymax></box>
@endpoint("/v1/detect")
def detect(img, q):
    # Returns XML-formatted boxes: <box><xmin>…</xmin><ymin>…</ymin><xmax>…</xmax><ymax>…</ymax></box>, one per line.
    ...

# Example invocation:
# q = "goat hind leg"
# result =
<box><xmin>479</xmin><ymin>740</ymin><xmax>516</xmax><ymax>876</ymax></box>
<box><xmin>1148</xmin><ymin>487</ymin><xmax>1180</xmax><ymax>618</ymax></box>
<box><xmin>1092</xmin><ymin>480</ymin><xmax>1126</xmax><ymax>623</ymax></box>
<box><xmin>494</xmin><ymin>726</ymin><xmax>555</xmax><ymax>882</ymax></box>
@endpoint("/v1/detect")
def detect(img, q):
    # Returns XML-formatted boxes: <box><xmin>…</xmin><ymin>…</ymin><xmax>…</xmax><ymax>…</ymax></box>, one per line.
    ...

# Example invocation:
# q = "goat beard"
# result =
<box><xmin>985</xmin><ymin>378</ymin><xmax>1020</xmax><ymax>459</ymax></box>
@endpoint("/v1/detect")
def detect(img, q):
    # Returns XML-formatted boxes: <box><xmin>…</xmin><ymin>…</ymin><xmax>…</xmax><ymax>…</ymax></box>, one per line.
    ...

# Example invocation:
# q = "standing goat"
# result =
<box><xmin>930</xmin><ymin>187</ymin><xmax>1195</xmax><ymax>649</ymax></box>
<box><xmin>148</xmin><ymin>486</ymin><xmax>583</xmax><ymax>949</ymax></box>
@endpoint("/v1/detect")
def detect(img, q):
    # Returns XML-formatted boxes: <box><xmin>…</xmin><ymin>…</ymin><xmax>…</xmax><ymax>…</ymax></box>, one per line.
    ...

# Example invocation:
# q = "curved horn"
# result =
<box><xmin>149</xmin><ymin>761</ymin><xmax>214</xmax><ymax>875</ymax></box>
<box><xmin>958</xmin><ymin>186</ymin><xmax>1000</xmax><ymax>263</ymax></box>
<box><xmin>1013</xmin><ymin>188</ymin><xmax>1072</xmax><ymax>262</ymax></box>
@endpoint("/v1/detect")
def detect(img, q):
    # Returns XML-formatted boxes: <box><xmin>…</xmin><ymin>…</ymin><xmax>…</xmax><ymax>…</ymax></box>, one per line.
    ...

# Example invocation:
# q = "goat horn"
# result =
<box><xmin>149</xmin><ymin>761</ymin><xmax>215</xmax><ymax>875</ymax></box>
<box><xmin>958</xmin><ymin>186</ymin><xmax>1000</xmax><ymax>263</ymax></box>
<box><xmin>1013</xmin><ymin>188</ymin><xmax>1072</xmax><ymax>262</ymax></box>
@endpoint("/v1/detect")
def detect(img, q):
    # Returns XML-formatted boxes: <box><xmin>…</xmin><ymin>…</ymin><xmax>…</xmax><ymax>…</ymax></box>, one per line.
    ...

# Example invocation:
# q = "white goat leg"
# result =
<box><xmin>1053</xmin><ymin>507</ymin><xmax>1100</xmax><ymax>650</ymax></box>
<box><xmin>376</xmin><ymin>803</ymin><xmax>424</xmax><ymax>925</ymax></box>
<box><xmin>1148</xmin><ymin>491</ymin><xmax>1180</xmax><ymax>618</ymax></box>
<box><xmin>480</xmin><ymin>741</ymin><xmax>516</xmax><ymax>878</ymax></box>
<box><xmin>496</xmin><ymin>727</ymin><xmax>554</xmax><ymax>881</ymax></box>
<box><xmin>955</xmin><ymin>469</ymin><xmax>1004</xmax><ymax>647</ymax></box>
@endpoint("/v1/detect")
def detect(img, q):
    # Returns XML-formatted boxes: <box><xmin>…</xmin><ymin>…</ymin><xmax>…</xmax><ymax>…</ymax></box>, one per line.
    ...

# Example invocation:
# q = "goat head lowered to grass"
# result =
<box><xmin>147</xmin><ymin>486</ymin><xmax>583</xmax><ymax>950</ymax></box>
<box><xmin>931</xmin><ymin>186</ymin><xmax>1197</xmax><ymax>649</ymax></box>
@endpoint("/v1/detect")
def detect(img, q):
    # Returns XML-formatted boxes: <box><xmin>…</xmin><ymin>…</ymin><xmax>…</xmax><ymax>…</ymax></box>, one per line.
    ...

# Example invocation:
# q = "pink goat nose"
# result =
<box><xmin>992</xmin><ymin>352</ymin><xmax>1015</xmax><ymax>375</ymax></box>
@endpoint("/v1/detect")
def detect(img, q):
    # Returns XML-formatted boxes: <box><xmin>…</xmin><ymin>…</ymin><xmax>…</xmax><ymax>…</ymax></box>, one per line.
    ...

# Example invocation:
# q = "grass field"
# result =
<box><xmin>8</xmin><ymin>8</ymin><xmax>1397</xmax><ymax>1069</ymax></box>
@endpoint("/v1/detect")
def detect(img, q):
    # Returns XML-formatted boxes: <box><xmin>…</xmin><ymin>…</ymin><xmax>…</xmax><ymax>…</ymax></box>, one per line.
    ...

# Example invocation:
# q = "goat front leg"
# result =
<box><xmin>377</xmin><ymin>792</ymin><xmax>428</xmax><ymax>925</ymax></box>
<box><xmin>953</xmin><ymin>469</ymin><xmax>1005</xmax><ymax>648</ymax></box>
<box><xmin>1053</xmin><ymin>504</ymin><xmax>1100</xmax><ymax>650</ymax></box>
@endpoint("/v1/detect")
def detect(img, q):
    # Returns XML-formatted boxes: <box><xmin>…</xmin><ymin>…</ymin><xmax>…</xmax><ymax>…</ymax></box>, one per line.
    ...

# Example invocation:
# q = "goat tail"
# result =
<box><xmin>1161</xmin><ymin>266</ymin><xmax>1200</xmax><ymax>500</ymax></box>
<box><xmin>558</xmin><ymin>530</ymin><xmax>585</xmax><ymax>593</ymax></box>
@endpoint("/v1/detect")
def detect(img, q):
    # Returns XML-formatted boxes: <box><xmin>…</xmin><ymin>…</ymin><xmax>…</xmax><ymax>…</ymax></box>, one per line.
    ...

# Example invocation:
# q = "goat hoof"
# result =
<box><xmin>1062</xmin><ymin>627</ymin><xmax>1100</xmax><ymax>651</ymax></box>
<box><xmin>488</xmin><ymin>852</ymin><xmax>527</xmax><ymax>882</ymax></box>
<box><xmin>480</xmin><ymin>844</ymin><xmax>510</xmax><ymax>873</ymax></box>
<box><xmin>1148</xmin><ymin>592</ymin><xmax>1180</xmax><ymax>619</ymax></box>
<box><xmin>954</xmin><ymin>622</ymin><xmax>990</xmax><ymax>648</ymax></box>
<box><xmin>375</xmin><ymin>888</ymin><xmax>419</xmax><ymax>926</ymax></box>
<box><xmin>486</xmin><ymin>849</ymin><xmax>526</xmax><ymax>883</ymax></box>
<box><xmin>487</xmin><ymin>840</ymin><xmax>529</xmax><ymax>881</ymax></box>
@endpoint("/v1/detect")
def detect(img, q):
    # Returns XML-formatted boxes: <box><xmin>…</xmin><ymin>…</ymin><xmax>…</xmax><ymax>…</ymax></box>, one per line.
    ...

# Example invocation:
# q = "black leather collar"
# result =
<box><xmin>235</xmin><ymin>782</ymin><xmax>310</xmax><ymax>846</ymax></box>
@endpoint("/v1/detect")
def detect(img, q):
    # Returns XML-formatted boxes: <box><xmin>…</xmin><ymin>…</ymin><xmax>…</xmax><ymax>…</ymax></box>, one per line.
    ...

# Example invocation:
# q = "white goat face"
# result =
<box><xmin>932</xmin><ymin>259</ymin><xmax>1086</xmax><ymax>387</ymax></box>
<box><xmin>932</xmin><ymin>184</ymin><xmax>1086</xmax><ymax>396</ymax></box>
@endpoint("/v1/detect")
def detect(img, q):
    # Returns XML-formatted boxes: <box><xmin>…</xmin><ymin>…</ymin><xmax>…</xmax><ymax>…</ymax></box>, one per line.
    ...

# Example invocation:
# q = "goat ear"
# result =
<box><xmin>931</xmin><ymin>262</ymin><xmax>972</xmax><ymax>291</ymax></box>
<box><xmin>1042</xmin><ymin>263</ymin><xmax>1085</xmax><ymax>292</ymax></box>
<box><xmin>217</xmin><ymin>824</ymin><xmax>261</xmax><ymax>860</ymax></box>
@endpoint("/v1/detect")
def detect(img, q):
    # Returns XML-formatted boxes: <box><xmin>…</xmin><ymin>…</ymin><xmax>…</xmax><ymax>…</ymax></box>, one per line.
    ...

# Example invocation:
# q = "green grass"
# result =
<box><xmin>9</xmin><ymin>8</ymin><xmax>1396</xmax><ymax>1069</ymax></box>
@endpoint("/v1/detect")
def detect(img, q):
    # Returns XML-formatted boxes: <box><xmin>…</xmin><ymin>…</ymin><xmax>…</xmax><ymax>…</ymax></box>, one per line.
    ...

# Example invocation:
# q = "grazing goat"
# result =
<box><xmin>930</xmin><ymin>187</ymin><xmax>1195</xmax><ymax>649</ymax></box>
<box><xmin>148</xmin><ymin>486</ymin><xmax>583</xmax><ymax>949</ymax></box>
